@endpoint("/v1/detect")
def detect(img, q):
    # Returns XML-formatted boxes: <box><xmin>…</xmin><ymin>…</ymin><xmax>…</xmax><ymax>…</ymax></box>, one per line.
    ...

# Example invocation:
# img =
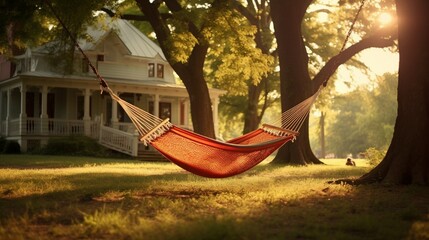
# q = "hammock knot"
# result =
<box><xmin>262</xmin><ymin>124</ymin><xmax>299</xmax><ymax>138</ymax></box>
<box><xmin>140</xmin><ymin>119</ymin><xmax>173</xmax><ymax>146</ymax></box>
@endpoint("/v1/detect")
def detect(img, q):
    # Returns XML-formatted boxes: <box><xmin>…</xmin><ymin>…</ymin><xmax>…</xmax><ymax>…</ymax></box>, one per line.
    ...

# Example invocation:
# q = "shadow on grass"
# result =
<box><xmin>0</xmin><ymin>162</ymin><xmax>428</xmax><ymax>240</ymax></box>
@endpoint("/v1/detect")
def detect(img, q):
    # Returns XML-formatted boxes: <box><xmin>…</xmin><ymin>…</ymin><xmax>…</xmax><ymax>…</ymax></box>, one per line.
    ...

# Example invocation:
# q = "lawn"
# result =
<box><xmin>0</xmin><ymin>154</ymin><xmax>428</xmax><ymax>240</ymax></box>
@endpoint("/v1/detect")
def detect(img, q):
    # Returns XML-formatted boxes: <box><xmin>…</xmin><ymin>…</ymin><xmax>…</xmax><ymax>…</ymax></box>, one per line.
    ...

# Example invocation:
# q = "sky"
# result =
<box><xmin>335</xmin><ymin>48</ymin><xmax>399</xmax><ymax>93</ymax></box>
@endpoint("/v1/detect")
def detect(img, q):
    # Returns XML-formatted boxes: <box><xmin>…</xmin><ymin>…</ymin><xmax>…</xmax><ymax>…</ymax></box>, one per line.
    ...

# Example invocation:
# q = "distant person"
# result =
<box><xmin>346</xmin><ymin>157</ymin><xmax>356</xmax><ymax>166</ymax></box>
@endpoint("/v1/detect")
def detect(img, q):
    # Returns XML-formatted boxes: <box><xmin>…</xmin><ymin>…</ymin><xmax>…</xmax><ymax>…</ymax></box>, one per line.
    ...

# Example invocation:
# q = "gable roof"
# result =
<box><xmin>81</xmin><ymin>18</ymin><xmax>166</xmax><ymax>60</ymax></box>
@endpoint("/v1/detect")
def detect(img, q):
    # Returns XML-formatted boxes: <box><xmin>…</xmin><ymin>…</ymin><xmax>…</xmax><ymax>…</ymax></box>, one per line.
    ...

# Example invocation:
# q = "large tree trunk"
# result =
<box><xmin>179</xmin><ymin>45</ymin><xmax>215</xmax><ymax>138</ymax></box>
<box><xmin>270</xmin><ymin>0</ymin><xmax>322</xmax><ymax>165</ymax></box>
<box><xmin>243</xmin><ymin>82</ymin><xmax>263</xmax><ymax>133</ymax></box>
<box><xmin>319</xmin><ymin>111</ymin><xmax>326</xmax><ymax>159</ymax></box>
<box><xmin>350</xmin><ymin>0</ymin><xmax>429</xmax><ymax>185</ymax></box>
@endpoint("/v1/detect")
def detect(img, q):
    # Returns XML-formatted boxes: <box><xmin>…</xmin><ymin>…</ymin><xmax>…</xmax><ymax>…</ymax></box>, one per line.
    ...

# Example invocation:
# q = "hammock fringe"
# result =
<box><xmin>140</xmin><ymin>118</ymin><xmax>173</xmax><ymax>146</ymax></box>
<box><xmin>262</xmin><ymin>124</ymin><xmax>299</xmax><ymax>141</ymax></box>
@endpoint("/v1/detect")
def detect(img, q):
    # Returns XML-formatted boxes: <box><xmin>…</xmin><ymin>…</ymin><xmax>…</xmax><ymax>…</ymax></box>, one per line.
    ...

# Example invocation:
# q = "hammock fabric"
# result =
<box><xmin>151</xmin><ymin>126</ymin><xmax>294</xmax><ymax>178</ymax></box>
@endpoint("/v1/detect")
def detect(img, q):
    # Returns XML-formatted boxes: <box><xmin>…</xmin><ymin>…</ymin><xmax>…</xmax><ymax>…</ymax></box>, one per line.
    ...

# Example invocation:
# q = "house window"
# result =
<box><xmin>77</xmin><ymin>96</ymin><xmax>84</xmax><ymax>120</ymax></box>
<box><xmin>157</xmin><ymin>64</ymin><xmax>164</xmax><ymax>78</ymax></box>
<box><xmin>148</xmin><ymin>63</ymin><xmax>155</xmax><ymax>77</ymax></box>
<box><xmin>77</xmin><ymin>95</ymin><xmax>92</xmax><ymax>120</ymax></box>
<box><xmin>149</xmin><ymin>101</ymin><xmax>171</xmax><ymax>120</ymax></box>
<box><xmin>96</xmin><ymin>54</ymin><xmax>104</xmax><ymax>69</ymax></box>
<box><xmin>82</xmin><ymin>58</ymin><xmax>89</xmax><ymax>73</ymax></box>
<box><xmin>159</xmin><ymin>102</ymin><xmax>171</xmax><ymax>119</ymax></box>
<box><xmin>97</xmin><ymin>54</ymin><xmax>104</xmax><ymax>62</ymax></box>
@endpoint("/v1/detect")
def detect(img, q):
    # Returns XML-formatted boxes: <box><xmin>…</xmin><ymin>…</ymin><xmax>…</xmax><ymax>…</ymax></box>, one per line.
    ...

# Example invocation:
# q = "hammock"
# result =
<box><xmin>105</xmin><ymin>86</ymin><xmax>320</xmax><ymax>178</ymax></box>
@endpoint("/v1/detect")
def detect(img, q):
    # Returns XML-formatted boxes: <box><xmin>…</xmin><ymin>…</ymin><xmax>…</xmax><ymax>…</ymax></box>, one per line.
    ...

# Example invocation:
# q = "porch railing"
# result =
<box><xmin>0</xmin><ymin>116</ymin><xmax>141</xmax><ymax>157</ymax></box>
<box><xmin>0</xmin><ymin>117</ymin><xmax>99</xmax><ymax>137</ymax></box>
<box><xmin>99</xmin><ymin>125</ymin><xmax>139</xmax><ymax>156</ymax></box>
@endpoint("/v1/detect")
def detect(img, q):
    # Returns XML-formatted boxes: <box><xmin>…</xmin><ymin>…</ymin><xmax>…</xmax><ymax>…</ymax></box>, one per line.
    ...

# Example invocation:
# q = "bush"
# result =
<box><xmin>2</xmin><ymin>140</ymin><xmax>21</xmax><ymax>154</ymax></box>
<box><xmin>365</xmin><ymin>147</ymin><xmax>386</xmax><ymax>166</ymax></box>
<box><xmin>0</xmin><ymin>137</ymin><xmax>6</xmax><ymax>152</ymax></box>
<box><xmin>41</xmin><ymin>136</ymin><xmax>108</xmax><ymax>157</ymax></box>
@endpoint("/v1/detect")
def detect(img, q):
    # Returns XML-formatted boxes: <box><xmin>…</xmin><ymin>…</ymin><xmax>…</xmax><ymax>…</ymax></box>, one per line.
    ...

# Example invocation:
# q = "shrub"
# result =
<box><xmin>41</xmin><ymin>136</ymin><xmax>108</xmax><ymax>157</ymax></box>
<box><xmin>365</xmin><ymin>147</ymin><xmax>386</xmax><ymax>166</ymax></box>
<box><xmin>0</xmin><ymin>137</ymin><xmax>6</xmax><ymax>152</ymax></box>
<box><xmin>2</xmin><ymin>140</ymin><xmax>21</xmax><ymax>154</ymax></box>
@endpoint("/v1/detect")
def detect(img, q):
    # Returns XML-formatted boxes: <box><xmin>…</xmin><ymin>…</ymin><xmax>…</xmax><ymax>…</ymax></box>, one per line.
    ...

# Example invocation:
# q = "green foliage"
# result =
<box><xmin>205</xmin><ymin>6</ymin><xmax>274</xmax><ymax>95</ymax></box>
<box><xmin>218</xmin><ymin>95</ymin><xmax>246</xmax><ymax>139</ymax></box>
<box><xmin>324</xmin><ymin>73</ymin><xmax>397</xmax><ymax>157</ymax></box>
<box><xmin>364</xmin><ymin>147</ymin><xmax>386</xmax><ymax>166</ymax></box>
<box><xmin>166</xmin><ymin>32</ymin><xmax>199</xmax><ymax>64</ymax></box>
<box><xmin>0</xmin><ymin>0</ymin><xmax>49</xmax><ymax>54</ymax></box>
<box><xmin>44</xmin><ymin>0</ymin><xmax>116</xmax><ymax>73</ymax></box>
<box><xmin>0</xmin><ymin>137</ymin><xmax>6</xmax><ymax>152</ymax></box>
<box><xmin>40</xmin><ymin>136</ymin><xmax>109</xmax><ymax>157</ymax></box>
<box><xmin>2</xmin><ymin>140</ymin><xmax>21</xmax><ymax>154</ymax></box>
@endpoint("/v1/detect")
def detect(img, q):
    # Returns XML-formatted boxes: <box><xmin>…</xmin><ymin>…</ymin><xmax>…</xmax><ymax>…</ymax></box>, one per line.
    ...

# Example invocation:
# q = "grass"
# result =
<box><xmin>0</xmin><ymin>154</ymin><xmax>428</xmax><ymax>240</ymax></box>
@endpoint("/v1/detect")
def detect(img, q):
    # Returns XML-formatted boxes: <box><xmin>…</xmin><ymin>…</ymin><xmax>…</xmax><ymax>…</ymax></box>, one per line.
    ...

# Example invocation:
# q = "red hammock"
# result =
<box><xmin>105</xmin><ymin>86</ymin><xmax>319</xmax><ymax>178</ymax></box>
<box><xmin>150</xmin><ymin>126</ymin><xmax>294</xmax><ymax>178</ymax></box>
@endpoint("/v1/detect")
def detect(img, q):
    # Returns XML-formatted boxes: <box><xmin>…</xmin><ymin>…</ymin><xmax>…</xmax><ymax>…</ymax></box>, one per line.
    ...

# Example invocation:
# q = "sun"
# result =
<box><xmin>378</xmin><ymin>12</ymin><xmax>394</xmax><ymax>27</ymax></box>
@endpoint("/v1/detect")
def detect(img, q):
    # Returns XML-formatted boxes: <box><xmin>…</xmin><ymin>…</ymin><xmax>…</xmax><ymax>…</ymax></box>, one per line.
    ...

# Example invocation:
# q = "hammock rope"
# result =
<box><xmin>106</xmin><ymin>88</ymin><xmax>172</xmax><ymax>145</ymax></box>
<box><xmin>107</xmin><ymin>84</ymin><xmax>320</xmax><ymax>146</ymax></box>
<box><xmin>266</xmin><ymin>87</ymin><xmax>322</xmax><ymax>133</ymax></box>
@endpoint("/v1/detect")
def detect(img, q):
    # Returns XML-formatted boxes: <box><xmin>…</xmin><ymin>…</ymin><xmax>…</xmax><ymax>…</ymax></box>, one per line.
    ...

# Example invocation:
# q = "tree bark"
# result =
<box><xmin>319</xmin><ymin>111</ymin><xmax>326</xmax><ymax>159</ymax></box>
<box><xmin>270</xmin><ymin>0</ymin><xmax>321</xmax><ymax>165</ymax></box>
<box><xmin>343</xmin><ymin>0</ymin><xmax>429</xmax><ymax>185</ymax></box>
<box><xmin>243</xmin><ymin>82</ymin><xmax>264</xmax><ymax>133</ymax></box>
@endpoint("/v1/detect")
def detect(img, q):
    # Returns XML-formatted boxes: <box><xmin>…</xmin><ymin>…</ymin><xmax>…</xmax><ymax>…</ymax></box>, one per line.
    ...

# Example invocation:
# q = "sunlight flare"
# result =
<box><xmin>378</xmin><ymin>12</ymin><xmax>393</xmax><ymax>27</ymax></box>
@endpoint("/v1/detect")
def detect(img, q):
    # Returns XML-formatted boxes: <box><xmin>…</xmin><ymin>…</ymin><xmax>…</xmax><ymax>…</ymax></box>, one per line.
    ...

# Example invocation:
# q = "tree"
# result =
<box><xmin>345</xmin><ymin>0</ymin><xmax>429</xmax><ymax>185</ymax></box>
<box><xmin>0</xmin><ymin>0</ymin><xmax>51</xmax><ymax>68</ymax></box>
<box><xmin>232</xmin><ymin>1</ymin><xmax>279</xmax><ymax>134</ymax></box>
<box><xmin>0</xmin><ymin>0</ymin><xmax>115</xmax><ymax>72</ymax></box>
<box><xmin>324</xmin><ymin>75</ymin><xmax>398</xmax><ymax>158</ymax></box>
<box><xmin>269</xmin><ymin>0</ymin><xmax>396</xmax><ymax>165</ymax></box>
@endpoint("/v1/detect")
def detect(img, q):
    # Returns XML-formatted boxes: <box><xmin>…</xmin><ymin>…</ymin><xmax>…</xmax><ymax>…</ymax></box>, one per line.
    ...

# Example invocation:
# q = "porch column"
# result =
<box><xmin>176</xmin><ymin>99</ymin><xmax>182</xmax><ymax>126</ymax></box>
<box><xmin>111</xmin><ymin>91</ymin><xmax>118</xmax><ymax>128</ymax></box>
<box><xmin>19</xmin><ymin>85</ymin><xmax>27</xmax><ymax>118</ymax></box>
<box><xmin>19</xmin><ymin>84</ymin><xmax>27</xmax><ymax>135</ymax></box>
<box><xmin>181</xmin><ymin>98</ymin><xmax>190</xmax><ymax>128</ymax></box>
<box><xmin>154</xmin><ymin>94</ymin><xmax>160</xmax><ymax>118</ymax></box>
<box><xmin>83</xmin><ymin>88</ymin><xmax>91</xmax><ymax>136</ymax></box>
<box><xmin>5</xmin><ymin>88</ymin><xmax>11</xmax><ymax>136</ymax></box>
<box><xmin>212</xmin><ymin>97</ymin><xmax>219</xmax><ymax>137</ymax></box>
<box><xmin>40</xmin><ymin>85</ymin><xmax>48</xmax><ymax>135</ymax></box>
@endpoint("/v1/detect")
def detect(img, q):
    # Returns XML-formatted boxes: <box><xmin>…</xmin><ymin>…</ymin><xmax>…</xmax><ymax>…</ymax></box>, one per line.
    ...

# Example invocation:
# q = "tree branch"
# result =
<box><xmin>232</xmin><ymin>0</ymin><xmax>258</xmax><ymax>25</ymax></box>
<box><xmin>312</xmin><ymin>27</ymin><xmax>397</xmax><ymax>91</ymax></box>
<box><xmin>100</xmin><ymin>7</ymin><xmax>171</xmax><ymax>22</ymax></box>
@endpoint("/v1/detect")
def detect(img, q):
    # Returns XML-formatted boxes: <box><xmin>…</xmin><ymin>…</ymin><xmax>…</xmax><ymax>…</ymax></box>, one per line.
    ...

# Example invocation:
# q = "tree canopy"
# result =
<box><xmin>314</xmin><ymin>73</ymin><xmax>398</xmax><ymax>158</ymax></box>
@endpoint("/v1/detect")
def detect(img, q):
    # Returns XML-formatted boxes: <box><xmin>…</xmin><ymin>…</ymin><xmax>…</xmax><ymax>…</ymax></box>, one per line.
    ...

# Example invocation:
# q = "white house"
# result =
<box><xmin>0</xmin><ymin>18</ymin><xmax>224</xmax><ymax>157</ymax></box>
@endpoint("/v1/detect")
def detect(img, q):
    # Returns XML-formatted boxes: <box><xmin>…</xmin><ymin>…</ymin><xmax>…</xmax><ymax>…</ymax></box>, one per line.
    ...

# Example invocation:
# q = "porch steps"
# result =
<box><xmin>137</xmin><ymin>146</ymin><xmax>168</xmax><ymax>162</ymax></box>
